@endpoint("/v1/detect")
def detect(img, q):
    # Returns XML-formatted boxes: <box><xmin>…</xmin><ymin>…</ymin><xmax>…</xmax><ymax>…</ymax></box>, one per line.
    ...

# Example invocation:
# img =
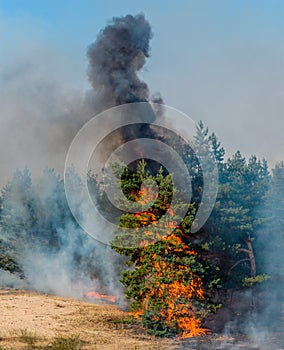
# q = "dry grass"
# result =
<box><xmin>0</xmin><ymin>290</ymin><xmax>283</xmax><ymax>350</ymax></box>
<box><xmin>0</xmin><ymin>289</ymin><xmax>176</xmax><ymax>350</ymax></box>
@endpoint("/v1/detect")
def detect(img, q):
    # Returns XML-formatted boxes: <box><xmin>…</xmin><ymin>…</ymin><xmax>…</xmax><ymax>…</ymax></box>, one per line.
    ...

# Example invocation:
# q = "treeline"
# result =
<box><xmin>0</xmin><ymin>123</ymin><xmax>283</xmax><ymax>336</ymax></box>
<box><xmin>110</xmin><ymin>123</ymin><xmax>284</xmax><ymax>336</ymax></box>
<box><xmin>0</xmin><ymin>167</ymin><xmax>115</xmax><ymax>293</ymax></box>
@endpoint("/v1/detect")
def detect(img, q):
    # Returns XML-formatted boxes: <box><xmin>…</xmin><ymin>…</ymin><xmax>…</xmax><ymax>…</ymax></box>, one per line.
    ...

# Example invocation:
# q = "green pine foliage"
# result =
<box><xmin>111</xmin><ymin>160</ymin><xmax>221</xmax><ymax>337</ymax></box>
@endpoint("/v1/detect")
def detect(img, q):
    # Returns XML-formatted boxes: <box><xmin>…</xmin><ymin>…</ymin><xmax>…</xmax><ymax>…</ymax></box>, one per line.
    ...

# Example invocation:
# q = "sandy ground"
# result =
<box><xmin>0</xmin><ymin>289</ymin><xmax>283</xmax><ymax>350</ymax></box>
<box><xmin>0</xmin><ymin>289</ymin><xmax>176</xmax><ymax>349</ymax></box>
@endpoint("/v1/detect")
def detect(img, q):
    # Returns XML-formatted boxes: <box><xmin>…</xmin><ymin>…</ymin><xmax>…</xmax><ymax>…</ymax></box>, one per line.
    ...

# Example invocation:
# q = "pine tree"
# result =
<box><xmin>111</xmin><ymin>160</ymin><xmax>219</xmax><ymax>337</ymax></box>
<box><xmin>0</xmin><ymin>167</ymin><xmax>35</xmax><ymax>251</ymax></box>
<box><xmin>0</xmin><ymin>167</ymin><xmax>101</xmax><ymax>283</ymax></box>
<box><xmin>214</xmin><ymin>152</ymin><xmax>270</xmax><ymax>285</ymax></box>
<box><xmin>256</xmin><ymin>162</ymin><xmax>284</xmax><ymax>276</ymax></box>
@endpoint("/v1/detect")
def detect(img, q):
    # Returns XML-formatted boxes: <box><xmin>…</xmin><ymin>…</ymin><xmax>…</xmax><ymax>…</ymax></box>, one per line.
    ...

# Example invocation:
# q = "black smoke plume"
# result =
<box><xmin>87</xmin><ymin>14</ymin><xmax>152</xmax><ymax>107</ymax></box>
<box><xmin>86</xmin><ymin>13</ymin><xmax>164</xmax><ymax>173</ymax></box>
<box><xmin>0</xmin><ymin>14</ymin><xmax>164</xmax><ymax>299</ymax></box>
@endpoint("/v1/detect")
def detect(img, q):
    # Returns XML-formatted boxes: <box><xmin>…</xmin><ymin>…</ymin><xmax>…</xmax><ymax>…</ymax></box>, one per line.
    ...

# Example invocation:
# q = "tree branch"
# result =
<box><xmin>238</xmin><ymin>248</ymin><xmax>251</xmax><ymax>254</ymax></box>
<box><xmin>228</xmin><ymin>258</ymin><xmax>250</xmax><ymax>275</ymax></box>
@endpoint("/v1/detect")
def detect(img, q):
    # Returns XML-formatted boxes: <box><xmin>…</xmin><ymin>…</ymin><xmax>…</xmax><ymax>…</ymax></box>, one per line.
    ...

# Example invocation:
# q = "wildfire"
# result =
<box><xmin>128</xmin><ymin>186</ymin><xmax>208</xmax><ymax>338</ymax></box>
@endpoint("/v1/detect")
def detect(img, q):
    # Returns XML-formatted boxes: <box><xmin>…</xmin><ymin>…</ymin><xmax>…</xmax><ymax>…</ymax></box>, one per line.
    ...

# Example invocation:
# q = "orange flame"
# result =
<box><xmin>86</xmin><ymin>290</ymin><xmax>116</xmax><ymax>303</ymax></box>
<box><xmin>128</xmin><ymin>187</ymin><xmax>208</xmax><ymax>337</ymax></box>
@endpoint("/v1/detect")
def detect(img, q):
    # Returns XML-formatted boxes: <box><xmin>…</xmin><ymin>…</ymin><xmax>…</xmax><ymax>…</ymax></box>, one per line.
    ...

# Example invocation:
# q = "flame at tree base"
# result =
<box><xmin>130</xmin><ymin>274</ymin><xmax>209</xmax><ymax>338</ymax></box>
<box><xmin>128</xmin><ymin>231</ymin><xmax>209</xmax><ymax>338</ymax></box>
<box><xmin>158</xmin><ymin>279</ymin><xmax>209</xmax><ymax>338</ymax></box>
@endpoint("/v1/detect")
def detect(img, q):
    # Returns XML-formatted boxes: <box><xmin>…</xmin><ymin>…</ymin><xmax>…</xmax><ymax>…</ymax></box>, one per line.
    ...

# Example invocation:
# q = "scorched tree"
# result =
<box><xmin>111</xmin><ymin>160</ymin><xmax>220</xmax><ymax>337</ymax></box>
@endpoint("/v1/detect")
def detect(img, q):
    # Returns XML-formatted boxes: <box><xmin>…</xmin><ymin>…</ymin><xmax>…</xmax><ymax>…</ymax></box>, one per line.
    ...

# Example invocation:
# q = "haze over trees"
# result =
<box><xmin>0</xmin><ymin>123</ymin><xmax>283</xmax><ymax>337</ymax></box>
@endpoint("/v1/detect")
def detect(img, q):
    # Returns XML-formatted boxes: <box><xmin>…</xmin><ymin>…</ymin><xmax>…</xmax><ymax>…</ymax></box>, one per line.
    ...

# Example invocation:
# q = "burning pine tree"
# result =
<box><xmin>111</xmin><ymin>161</ymin><xmax>218</xmax><ymax>337</ymax></box>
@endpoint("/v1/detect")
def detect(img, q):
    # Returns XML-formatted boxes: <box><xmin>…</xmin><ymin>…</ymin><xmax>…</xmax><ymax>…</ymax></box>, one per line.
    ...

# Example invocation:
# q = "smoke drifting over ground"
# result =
<box><xmin>0</xmin><ymin>14</ymin><xmax>158</xmax><ymax>299</ymax></box>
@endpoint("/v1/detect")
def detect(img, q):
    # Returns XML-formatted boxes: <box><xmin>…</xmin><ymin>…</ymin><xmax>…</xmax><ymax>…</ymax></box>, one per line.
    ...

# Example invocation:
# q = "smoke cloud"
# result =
<box><xmin>85</xmin><ymin>14</ymin><xmax>163</xmax><ymax>173</ymax></box>
<box><xmin>87</xmin><ymin>14</ymin><xmax>152</xmax><ymax>108</ymax></box>
<box><xmin>0</xmin><ymin>13</ymin><xmax>159</xmax><ymax>302</ymax></box>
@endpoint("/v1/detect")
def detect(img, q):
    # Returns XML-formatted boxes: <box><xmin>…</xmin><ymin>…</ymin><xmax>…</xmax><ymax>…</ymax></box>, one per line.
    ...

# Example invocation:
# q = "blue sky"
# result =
<box><xmin>0</xmin><ymin>0</ymin><xmax>283</xmax><ymax>181</ymax></box>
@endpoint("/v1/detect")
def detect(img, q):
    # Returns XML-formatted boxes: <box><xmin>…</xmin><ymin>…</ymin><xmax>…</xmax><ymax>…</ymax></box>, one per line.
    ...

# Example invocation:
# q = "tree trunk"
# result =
<box><xmin>238</xmin><ymin>239</ymin><xmax>256</xmax><ymax>277</ymax></box>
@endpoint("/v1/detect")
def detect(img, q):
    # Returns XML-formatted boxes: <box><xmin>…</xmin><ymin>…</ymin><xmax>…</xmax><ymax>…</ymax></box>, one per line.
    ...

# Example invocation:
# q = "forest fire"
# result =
<box><xmin>86</xmin><ymin>12</ymin><xmax>212</xmax><ymax>340</ymax></box>
<box><xmin>0</xmin><ymin>10</ymin><xmax>283</xmax><ymax>350</ymax></box>
<box><xmin>125</xmin><ymin>184</ymin><xmax>208</xmax><ymax>338</ymax></box>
